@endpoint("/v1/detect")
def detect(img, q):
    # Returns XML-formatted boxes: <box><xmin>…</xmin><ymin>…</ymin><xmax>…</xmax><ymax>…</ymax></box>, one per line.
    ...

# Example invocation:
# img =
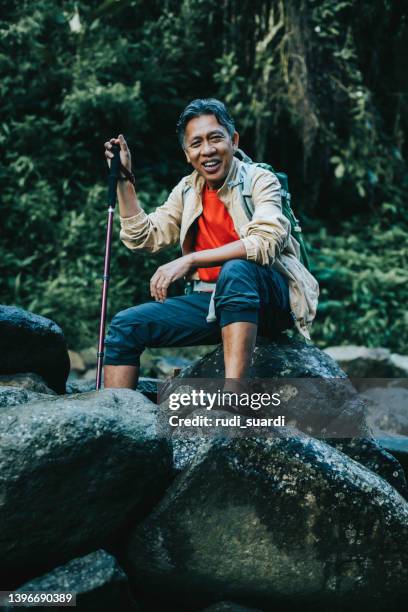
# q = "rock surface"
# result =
<box><xmin>65</xmin><ymin>377</ymin><xmax>97</xmax><ymax>394</ymax></box>
<box><xmin>136</xmin><ymin>377</ymin><xmax>160</xmax><ymax>403</ymax></box>
<box><xmin>362</xmin><ymin>385</ymin><xmax>408</xmax><ymax>436</ymax></box>
<box><xmin>327</xmin><ymin>436</ymin><xmax>406</xmax><ymax>497</ymax></box>
<box><xmin>324</xmin><ymin>345</ymin><xmax>408</xmax><ymax>377</ymax></box>
<box><xmin>169</xmin><ymin>339</ymin><xmax>407</xmax><ymax>495</ymax></box>
<box><xmin>181</xmin><ymin>337</ymin><xmax>345</xmax><ymax>379</ymax></box>
<box><xmin>0</xmin><ymin>372</ymin><xmax>56</xmax><ymax>395</ymax></box>
<box><xmin>1</xmin><ymin>550</ymin><xmax>138</xmax><ymax>611</ymax></box>
<box><xmin>375</xmin><ymin>432</ymin><xmax>408</xmax><ymax>479</ymax></box>
<box><xmin>66</xmin><ymin>376</ymin><xmax>159</xmax><ymax>403</ymax></box>
<box><xmin>171</xmin><ymin>408</ymin><xmax>245</xmax><ymax>473</ymax></box>
<box><xmin>0</xmin><ymin>389</ymin><xmax>172</xmax><ymax>587</ymax></box>
<box><xmin>125</xmin><ymin>436</ymin><xmax>408</xmax><ymax>612</ymax></box>
<box><xmin>170</xmin><ymin>407</ymin><xmax>407</xmax><ymax>497</ymax></box>
<box><xmin>389</xmin><ymin>353</ymin><xmax>408</xmax><ymax>377</ymax></box>
<box><xmin>0</xmin><ymin>386</ymin><xmax>56</xmax><ymax>409</ymax></box>
<box><xmin>0</xmin><ymin>306</ymin><xmax>70</xmax><ymax>393</ymax></box>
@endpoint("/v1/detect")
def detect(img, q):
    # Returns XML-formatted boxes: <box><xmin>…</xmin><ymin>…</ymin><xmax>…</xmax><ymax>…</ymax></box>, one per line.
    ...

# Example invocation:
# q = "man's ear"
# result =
<box><xmin>184</xmin><ymin>148</ymin><xmax>191</xmax><ymax>164</ymax></box>
<box><xmin>232</xmin><ymin>131</ymin><xmax>239</xmax><ymax>151</ymax></box>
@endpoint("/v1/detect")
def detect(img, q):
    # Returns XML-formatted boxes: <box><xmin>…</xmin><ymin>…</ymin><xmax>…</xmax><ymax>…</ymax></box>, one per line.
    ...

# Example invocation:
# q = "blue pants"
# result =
<box><xmin>104</xmin><ymin>260</ymin><xmax>293</xmax><ymax>367</ymax></box>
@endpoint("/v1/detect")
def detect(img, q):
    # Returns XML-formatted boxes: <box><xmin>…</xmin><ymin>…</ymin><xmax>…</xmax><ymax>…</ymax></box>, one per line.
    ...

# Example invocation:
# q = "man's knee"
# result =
<box><xmin>217</xmin><ymin>259</ymin><xmax>255</xmax><ymax>283</ymax></box>
<box><xmin>214</xmin><ymin>260</ymin><xmax>261</xmax><ymax>326</ymax></box>
<box><xmin>107</xmin><ymin>306</ymin><xmax>142</xmax><ymax>342</ymax></box>
<box><xmin>108</xmin><ymin>307</ymin><xmax>133</xmax><ymax>331</ymax></box>
<box><xmin>105</xmin><ymin>304</ymin><xmax>153</xmax><ymax>366</ymax></box>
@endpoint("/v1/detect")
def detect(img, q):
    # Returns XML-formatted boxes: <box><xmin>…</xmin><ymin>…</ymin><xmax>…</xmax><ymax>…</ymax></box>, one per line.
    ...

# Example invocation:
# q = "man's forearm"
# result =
<box><xmin>117</xmin><ymin>181</ymin><xmax>142</xmax><ymax>218</ymax></box>
<box><xmin>189</xmin><ymin>240</ymin><xmax>247</xmax><ymax>268</ymax></box>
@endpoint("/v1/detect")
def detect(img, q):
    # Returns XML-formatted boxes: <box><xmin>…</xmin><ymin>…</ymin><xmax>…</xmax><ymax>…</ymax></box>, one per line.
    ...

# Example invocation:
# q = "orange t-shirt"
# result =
<box><xmin>194</xmin><ymin>185</ymin><xmax>239</xmax><ymax>282</ymax></box>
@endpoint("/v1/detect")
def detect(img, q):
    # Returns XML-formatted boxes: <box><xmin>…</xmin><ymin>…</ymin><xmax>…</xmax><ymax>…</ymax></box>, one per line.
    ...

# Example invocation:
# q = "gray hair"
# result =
<box><xmin>176</xmin><ymin>98</ymin><xmax>235</xmax><ymax>147</ymax></box>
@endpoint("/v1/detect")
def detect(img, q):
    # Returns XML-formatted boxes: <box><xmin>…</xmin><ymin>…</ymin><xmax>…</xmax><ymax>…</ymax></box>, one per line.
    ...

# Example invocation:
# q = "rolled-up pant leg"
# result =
<box><xmin>213</xmin><ymin>259</ymin><xmax>293</xmax><ymax>336</ymax></box>
<box><xmin>104</xmin><ymin>293</ymin><xmax>220</xmax><ymax>367</ymax></box>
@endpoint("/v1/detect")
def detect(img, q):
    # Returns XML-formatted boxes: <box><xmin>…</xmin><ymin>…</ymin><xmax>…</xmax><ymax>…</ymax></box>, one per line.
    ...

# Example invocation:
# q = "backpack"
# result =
<box><xmin>234</xmin><ymin>149</ymin><xmax>311</xmax><ymax>271</ymax></box>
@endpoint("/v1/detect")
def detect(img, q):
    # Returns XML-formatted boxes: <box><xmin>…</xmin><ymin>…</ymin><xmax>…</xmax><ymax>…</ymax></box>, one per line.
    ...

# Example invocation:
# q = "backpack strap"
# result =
<box><xmin>239</xmin><ymin>164</ymin><xmax>255</xmax><ymax>220</ymax></box>
<box><xmin>234</xmin><ymin>158</ymin><xmax>291</xmax><ymax>224</ymax></box>
<box><xmin>227</xmin><ymin>162</ymin><xmax>256</xmax><ymax>221</ymax></box>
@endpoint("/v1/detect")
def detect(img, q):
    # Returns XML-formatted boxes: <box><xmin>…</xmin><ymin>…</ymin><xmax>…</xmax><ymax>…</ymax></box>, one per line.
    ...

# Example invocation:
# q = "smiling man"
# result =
<box><xmin>103</xmin><ymin>98</ymin><xmax>318</xmax><ymax>389</ymax></box>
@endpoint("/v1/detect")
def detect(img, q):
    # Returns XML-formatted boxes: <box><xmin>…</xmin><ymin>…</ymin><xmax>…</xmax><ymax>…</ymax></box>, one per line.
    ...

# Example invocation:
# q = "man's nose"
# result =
<box><xmin>201</xmin><ymin>141</ymin><xmax>217</xmax><ymax>155</ymax></box>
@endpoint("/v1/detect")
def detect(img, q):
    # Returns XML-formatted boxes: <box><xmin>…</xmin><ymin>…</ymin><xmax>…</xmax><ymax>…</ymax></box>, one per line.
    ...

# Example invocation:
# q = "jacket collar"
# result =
<box><xmin>184</xmin><ymin>156</ymin><xmax>242</xmax><ymax>195</ymax></box>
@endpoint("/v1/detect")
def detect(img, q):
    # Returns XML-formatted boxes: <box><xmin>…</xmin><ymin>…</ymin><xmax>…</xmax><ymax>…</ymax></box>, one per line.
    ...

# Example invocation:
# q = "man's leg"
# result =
<box><xmin>104</xmin><ymin>365</ymin><xmax>139</xmax><ymax>389</ymax></box>
<box><xmin>214</xmin><ymin>259</ymin><xmax>292</xmax><ymax>378</ymax></box>
<box><xmin>104</xmin><ymin>292</ymin><xmax>220</xmax><ymax>389</ymax></box>
<box><xmin>222</xmin><ymin>322</ymin><xmax>257</xmax><ymax>378</ymax></box>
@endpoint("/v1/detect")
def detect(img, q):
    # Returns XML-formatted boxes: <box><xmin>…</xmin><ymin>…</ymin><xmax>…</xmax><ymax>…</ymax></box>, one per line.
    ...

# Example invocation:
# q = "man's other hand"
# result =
<box><xmin>150</xmin><ymin>255</ymin><xmax>194</xmax><ymax>302</ymax></box>
<box><xmin>104</xmin><ymin>134</ymin><xmax>132</xmax><ymax>173</ymax></box>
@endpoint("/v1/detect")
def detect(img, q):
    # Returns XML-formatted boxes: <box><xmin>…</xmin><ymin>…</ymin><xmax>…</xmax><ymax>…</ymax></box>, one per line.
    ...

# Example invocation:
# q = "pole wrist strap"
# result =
<box><xmin>118</xmin><ymin>163</ymin><xmax>136</xmax><ymax>185</ymax></box>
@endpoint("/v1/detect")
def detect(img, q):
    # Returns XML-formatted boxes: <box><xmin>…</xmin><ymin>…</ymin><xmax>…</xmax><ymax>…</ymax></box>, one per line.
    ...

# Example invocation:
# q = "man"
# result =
<box><xmin>103</xmin><ymin>98</ymin><xmax>318</xmax><ymax>389</ymax></box>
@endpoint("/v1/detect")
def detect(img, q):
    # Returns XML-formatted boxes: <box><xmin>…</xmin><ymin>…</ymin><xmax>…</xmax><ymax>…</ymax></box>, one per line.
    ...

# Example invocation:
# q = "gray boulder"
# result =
<box><xmin>167</xmin><ymin>339</ymin><xmax>357</xmax><ymax>438</ymax></box>
<box><xmin>327</xmin><ymin>437</ymin><xmax>406</xmax><ymax>498</ymax></box>
<box><xmin>180</xmin><ymin>337</ymin><xmax>345</xmax><ymax>379</ymax></box>
<box><xmin>171</xmin><ymin>408</ymin><xmax>246</xmax><ymax>473</ymax></box>
<box><xmin>0</xmin><ymin>372</ymin><xmax>56</xmax><ymax>395</ymax></box>
<box><xmin>0</xmin><ymin>550</ymin><xmax>138</xmax><ymax>611</ymax></box>
<box><xmin>65</xmin><ymin>377</ymin><xmax>97</xmax><ymax>394</ymax></box>
<box><xmin>66</xmin><ymin>376</ymin><xmax>159</xmax><ymax>403</ymax></box>
<box><xmin>136</xmin><ymin>377</ymin><xmax>159</xmax><ymax>403</ymax></box>
<box><xmin>390</xmin><ymin>353</ymin><xmax>408</xmax><ymax>377</ymax></box>
<box><xmin>0</xmin><ymin>386</ymin><xmax>56</xmax><ymax>409</ymax></box>
<box><xmin>168</xmin><ymin>339</ymin><xmax>407</xmax><ymax>495</ymax></box>
<box><xmin>124</xmin><ymin>436</ymin><xmax>408</xmax><ymax>611</ymax></box>
<box><xmin>324</xmin><ymin>345</ymin><xmax>408</xmax><ymax>378</ymax></box>
<box><xmin>362</xmin><ymin>385</ymin><xmax>408</xmax><ymax>436</ymax></box>
<box><xmin>0</xmin><ymin>306</ymin><xmax>70</xmax><ymax>393</ymax></box>
<box><xmin>0</xmin><ymin>389</ymin><xmax>172</xmax><ymax>587</ymax></box>
<box><xmin>171</xmin><ymin>423</ymin><xmax>406</xmax><ymax>498</ymax></box>
<box><xmin>375</xmin><ymin>432</ymin><xmax>408</xmax><ymax>480</ymax></box>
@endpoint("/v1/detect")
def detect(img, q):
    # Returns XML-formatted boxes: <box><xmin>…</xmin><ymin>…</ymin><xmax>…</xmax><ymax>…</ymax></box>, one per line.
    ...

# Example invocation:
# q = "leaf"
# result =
<box><xmin>334</xmin><ymin>163</ymin><xmax>345</xmax><ymax>179</ymax></box>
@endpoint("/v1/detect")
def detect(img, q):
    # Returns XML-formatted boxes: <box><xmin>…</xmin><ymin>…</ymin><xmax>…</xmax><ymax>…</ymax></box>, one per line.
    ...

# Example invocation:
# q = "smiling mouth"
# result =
<box><xmin>202</xmin><ymin>160</ymin><xmax>222</xmax><ymax>173</ymax></box>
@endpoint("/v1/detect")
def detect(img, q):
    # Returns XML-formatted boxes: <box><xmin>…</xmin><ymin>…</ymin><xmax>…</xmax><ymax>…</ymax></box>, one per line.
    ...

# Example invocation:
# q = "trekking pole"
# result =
<box><xmin>96</xmin><ymin>144</ymin><xmax>121</xmax><ymax>390</ymax></box>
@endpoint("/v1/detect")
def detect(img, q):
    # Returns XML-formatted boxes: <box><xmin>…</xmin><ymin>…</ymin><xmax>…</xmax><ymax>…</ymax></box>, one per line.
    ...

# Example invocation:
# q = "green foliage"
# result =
<box><xmin>310</xmin><ymin>221</ymin><xmax>408</xmax><ymax>354</ymax></box>
<box><xmin>0</xmin><ymin>0</ymin><xmax>407</xmax><ymax>352</ymax></box>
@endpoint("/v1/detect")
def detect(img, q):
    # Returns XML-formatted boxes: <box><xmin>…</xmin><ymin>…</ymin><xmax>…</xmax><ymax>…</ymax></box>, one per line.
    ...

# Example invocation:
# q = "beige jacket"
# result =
<box><xmin>120</xmin><ymin>157</ymin><xmax>319</xmax><ymax>339</ymax></box>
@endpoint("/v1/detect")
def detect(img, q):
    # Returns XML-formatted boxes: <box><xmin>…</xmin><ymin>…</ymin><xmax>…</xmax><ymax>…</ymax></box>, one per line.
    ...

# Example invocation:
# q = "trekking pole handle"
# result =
<box><xmin>107</xmin><ymin>144</ymin><xmax>121</xmax><ymax>208</ymax></box>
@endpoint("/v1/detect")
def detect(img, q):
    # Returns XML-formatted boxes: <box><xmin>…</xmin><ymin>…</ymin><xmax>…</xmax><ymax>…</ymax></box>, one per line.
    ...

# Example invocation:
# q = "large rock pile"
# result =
<box><xmin>0</xmin><ymin>388</ymin><xmax>172</xmax><ymax>590</ymax></box>
<box><xmin>126</xmin><ymin>436</ymin><xmax>408</xmax><ymax>611</ymax></box>
<box><xmin>0</xmin><ymin>306</ymin><xmax>407</xmax><ymax>611</ymax></box>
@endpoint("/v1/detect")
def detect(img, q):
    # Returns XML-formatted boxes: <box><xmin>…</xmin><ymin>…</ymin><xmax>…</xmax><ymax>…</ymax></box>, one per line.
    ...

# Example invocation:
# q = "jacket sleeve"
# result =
<box><xmin>239</xmin><ymin>169</ymin><xmax>290</xmax><ymax>266</ymax></box>
<box><xmin>119</xmin><ymin>178</ymin><xmax>185</xmax><ymax>253</ymax></box>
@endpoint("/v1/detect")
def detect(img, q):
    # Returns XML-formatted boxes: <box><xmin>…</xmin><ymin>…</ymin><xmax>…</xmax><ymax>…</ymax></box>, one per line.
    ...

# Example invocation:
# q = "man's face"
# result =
<box><xmin>183</xmin><ymin>114</ymin><xmax>239</xmax><ymax>189</ymax></box>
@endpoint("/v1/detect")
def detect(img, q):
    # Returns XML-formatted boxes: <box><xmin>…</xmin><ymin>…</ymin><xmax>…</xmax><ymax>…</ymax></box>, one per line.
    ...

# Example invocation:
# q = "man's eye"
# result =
<box><xmin>190</xmin><ymin>142</ymin><xmax>201</xmax><ymax>148</ymax></box>
<box><xmin>210</xmin><ymin>136</ymin><xmax>223</xmax><ymax>142</ymax></box>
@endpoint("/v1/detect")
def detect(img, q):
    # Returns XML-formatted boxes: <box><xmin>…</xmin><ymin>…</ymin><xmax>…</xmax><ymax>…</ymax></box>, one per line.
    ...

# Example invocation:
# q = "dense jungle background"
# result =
<box><xmin>1</xmin><ymin>0</ymin><xmax>407</xmax><ymax>353</ymax></box>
